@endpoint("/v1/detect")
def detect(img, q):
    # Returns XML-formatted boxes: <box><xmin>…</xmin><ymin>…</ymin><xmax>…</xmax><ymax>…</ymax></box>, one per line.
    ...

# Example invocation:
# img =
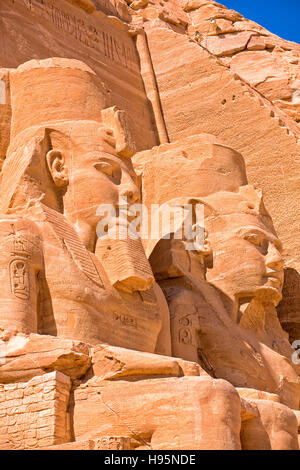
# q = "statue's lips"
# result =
<box><xmin>264</xmin><ymin>271</ymin><xmax>283</xmax><ymax>287</ymax></box>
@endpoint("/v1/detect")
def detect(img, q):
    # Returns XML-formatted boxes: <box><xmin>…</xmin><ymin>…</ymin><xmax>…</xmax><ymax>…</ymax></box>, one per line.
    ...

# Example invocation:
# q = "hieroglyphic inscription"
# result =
<box><xmin>8</xmin><ymin>0</ymin><xmax>138</xmax><ymax>71</ymax></box>
<box><xmin>10</xmin><ymin>259</ymin><xmax>30</xmax><ymax>300</ymax></box>
<box><xmin>178</xmin><ymin>314</ymin><xmax>192</xmax><ymax>344</ymax></box>
<box><xmin>93</xmin><ymin>436</ymin><xmax>131</xmax><ymax>450</ymax></box>
<box><xmin>178</xmin><ymin>328</ymin><xmax>192</xmax><ymax>344</ymax></box>
<box><xmin>113</xmin><ymin>312</ymin><xmax>137</xmax><ymax>328</ymax></box>
<box><xmin>10</xmin><ymin>236</ymin><xmax>31</xmax><ymax>258</ymax></box>
<box><xmin>9</xmin><ymin>230</ymin><xmax>32</xmax><ymax>300</ymax></box>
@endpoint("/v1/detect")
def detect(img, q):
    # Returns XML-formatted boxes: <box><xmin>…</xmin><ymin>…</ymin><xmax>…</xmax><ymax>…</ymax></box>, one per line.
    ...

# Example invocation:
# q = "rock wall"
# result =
<box><xmin>0</xmin><ymin>0</ymin><xmax>158</xmax><ymax>151</ymax></box>
<box><xmin>0</xmin><ymin>371</ymin><xmax>71</xmax><ymax>449</ymax></box>
<box><xmin>0</xmin><ymin>0</ymin><xmax>300</xmax><ymax>451</ymax></box>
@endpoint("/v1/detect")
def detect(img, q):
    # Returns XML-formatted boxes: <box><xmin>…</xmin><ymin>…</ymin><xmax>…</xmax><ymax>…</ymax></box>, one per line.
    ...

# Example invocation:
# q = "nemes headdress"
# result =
<box><xmin>0</xmin><ymin>58</ymin><xmax>135</xmax><ymax>212</ymax></box>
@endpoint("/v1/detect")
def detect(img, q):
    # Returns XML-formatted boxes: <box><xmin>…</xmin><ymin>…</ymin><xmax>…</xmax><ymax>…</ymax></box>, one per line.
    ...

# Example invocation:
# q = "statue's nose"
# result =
<box><xmin>265</xmin><ymin>242</ymin><xmax>284</xmax><ymax>271</ymax></box>
<box><xmin>119</xmin><ymin>173</ymin><xmax>140</xmax><ymax>204</ymax></box>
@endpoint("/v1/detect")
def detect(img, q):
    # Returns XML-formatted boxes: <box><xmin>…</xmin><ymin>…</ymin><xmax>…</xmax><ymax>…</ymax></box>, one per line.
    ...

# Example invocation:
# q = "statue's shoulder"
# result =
<box><xmin>0</xmin><ymin>215</ymin><xmax>43</xmax><ymax>258</ymax></box>
<box><xmin>0</xmin><ymin>214</ymin><xmax>41</xmax><ymax>234</ymax></box>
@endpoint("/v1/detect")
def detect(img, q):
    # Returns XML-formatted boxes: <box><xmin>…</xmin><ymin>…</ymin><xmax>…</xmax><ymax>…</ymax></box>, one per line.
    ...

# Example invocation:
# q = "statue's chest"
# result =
<box><xmin>42</xmin><ymin>232</ymin><xmax>104</xmax><ymax>303</ymax></box>
<box><xmin>40</xmin><ymin>226</ymin><xmax>161</xmax><ymax>351</ymax></box>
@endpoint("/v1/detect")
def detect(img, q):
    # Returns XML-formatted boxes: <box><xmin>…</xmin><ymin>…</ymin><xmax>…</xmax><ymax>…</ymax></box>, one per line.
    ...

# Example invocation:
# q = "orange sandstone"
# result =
<box><xmin>0</xmin><ymin>0</ymin><xmax>299</xmax><ymax>450</ymax></box>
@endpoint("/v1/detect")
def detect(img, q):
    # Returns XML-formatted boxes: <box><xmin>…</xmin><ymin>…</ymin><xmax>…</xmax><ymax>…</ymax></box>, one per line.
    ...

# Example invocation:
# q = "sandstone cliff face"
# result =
<box><xmin>126</xmin><ymin>0</ymin><xmax>300</xmax><ymax>342</ymax></box>
<box><xmin>184</xmin><ymin>0</ymin><xmax>300</xmax><ymax>123</ymax></box>
<box><xmin>0</xmin><ymin>0</ymin><xmax>300</xmax><ymax>451</ymax></box>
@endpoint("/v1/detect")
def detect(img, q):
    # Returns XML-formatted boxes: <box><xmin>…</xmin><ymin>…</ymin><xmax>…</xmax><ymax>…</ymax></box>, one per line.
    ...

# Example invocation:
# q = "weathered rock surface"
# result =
<box><xmin>0</xmin><ymin>332</ymin><xmax>91</xmax><ymax>382</ymax></box>
<box><xmin>183</xmin><ymin>0</ymin><xmax>300</xmax><ymax>124</ymax></box>
<box><xmin>92</xmin><ymin>343</ymin><xmax>206</xmax><ymax>379</ymax></box>
<box><xmin>0</xmin><ymin>371</ymin><xmax>71</xmax><ymax>449</ymax></box>
<box><xmin>0</xmin><ymin>0</ymin><xmax>299</xmax><ymax>451</ymax></box>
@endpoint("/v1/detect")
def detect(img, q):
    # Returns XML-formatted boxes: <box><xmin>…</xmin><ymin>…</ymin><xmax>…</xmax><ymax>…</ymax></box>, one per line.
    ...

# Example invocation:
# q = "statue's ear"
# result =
<box><xmin>193</xmin><ymin>227</ymin><xmax>212</xmax><ymax>254</ymax></box>
<box><xmin>46</xmin><ymin>149</ymin><xmax>69</xmax><ymax>188</ymax></box>
<box><xmin>194</xmin><ymin>227</ymin><xmax>213</xmax><ymax>269</ymax></box>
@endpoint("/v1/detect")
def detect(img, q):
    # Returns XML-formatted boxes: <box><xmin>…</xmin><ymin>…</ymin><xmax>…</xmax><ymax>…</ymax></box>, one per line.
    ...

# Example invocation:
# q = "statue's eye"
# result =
<box><xmin>94</xmin><ymin>162</ymin><xmax>115</xmax><ymax>177</ymax></box>
<box><xmin>244</xmin><ymin>233</ymin><xmax>268</xmax><ymax>252</ymax></box>
<box><xmin>244</xmin><ymin>234</ymin><xmax>261</xmax><ymax>245</ymax></box>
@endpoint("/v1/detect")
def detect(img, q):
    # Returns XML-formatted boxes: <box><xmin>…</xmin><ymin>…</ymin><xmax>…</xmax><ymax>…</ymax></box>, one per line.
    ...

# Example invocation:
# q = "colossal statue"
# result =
<box><xmin>135</xmin><ymin>139</ymin><xmax>300</xmax><ymax>449</ymax></box>
<box><xmin>0</xmin><ymin>58</ymin><xmax>169</xmax><ymax>352</ymax></box>
<box><xmin>0</xmin><ymin>57</ymin><xmax>298</xmax><ymax>450</ymax></box>
<box><xmin>0</xmin><ymin>58</ymin><xmax>247</xmax><ymax>450</ymax></box>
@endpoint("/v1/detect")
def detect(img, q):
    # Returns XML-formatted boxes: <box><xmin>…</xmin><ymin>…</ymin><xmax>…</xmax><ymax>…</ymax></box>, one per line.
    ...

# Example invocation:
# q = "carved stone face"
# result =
<box><xmin>205</xmin><ymin>212</ymin><xmax>284</xmax><ymax>306</ymax></box>
<box><xmin>62</xmin><ymin>122</ymin><xmax>140</xmax><ymax>229</ymax></box>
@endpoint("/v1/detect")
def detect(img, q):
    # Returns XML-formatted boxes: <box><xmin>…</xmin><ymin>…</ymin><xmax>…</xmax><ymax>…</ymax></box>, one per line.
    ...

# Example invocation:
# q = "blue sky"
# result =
<box><xmin>221</xmin><ymin>0</ymin><xmax>300</xmax><ymax>44</ymax></box>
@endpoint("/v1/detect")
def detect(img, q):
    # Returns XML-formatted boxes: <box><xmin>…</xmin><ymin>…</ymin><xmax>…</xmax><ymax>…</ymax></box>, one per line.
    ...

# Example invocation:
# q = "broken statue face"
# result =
<box><xmin>204</xmin><ymin>191</ymin><xmax>284</xmax><ymax>307</ymax></box>
<box><xmin>150</xmin><ymin>190</ymin><xmax>284</xmax><ymax>308</ymax></box>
